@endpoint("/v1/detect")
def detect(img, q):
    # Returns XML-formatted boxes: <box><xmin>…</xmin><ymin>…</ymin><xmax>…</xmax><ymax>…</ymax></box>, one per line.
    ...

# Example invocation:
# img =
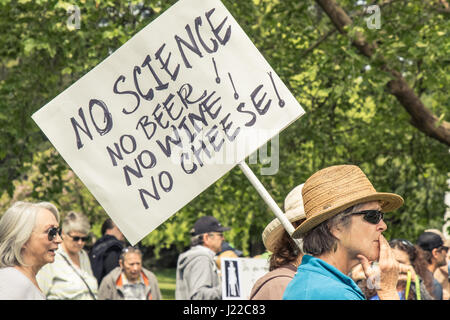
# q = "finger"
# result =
<box><xmin>357</xmin><ymin>254</ymin><xmax>373</xmax><ymax>278</ymax></box>
<box><xmin>351</xmin><ymin>264</ymin><xmax>366</xmax><ymax>281</ymax></box>
<box><xmin>397</xmin><ymin>263</ymin><xmax>408</xmax><ymax>273</ymax></box>
<box><xmin>378</xmin><ymin>234</ymin><xmax>390</xmax><ymax>260</ymax></box>
<box><xmin>378</xmin><ymin>234</ymin><xmax>397</xmax><ymax>266</ymax></box>
<box><xmin>398</xmin><ymin>264</ymin><xmax>416</xmax><ymax>281</ymax></box>
<box><xmin>398</xmin><ymin>274</ymin><xmax>408</xmax><ymax>282</ymax></box>
<box><xmin>409</xmin><ymin>268</ymin><xmax>417</xmax><ymax>281</ymax></box>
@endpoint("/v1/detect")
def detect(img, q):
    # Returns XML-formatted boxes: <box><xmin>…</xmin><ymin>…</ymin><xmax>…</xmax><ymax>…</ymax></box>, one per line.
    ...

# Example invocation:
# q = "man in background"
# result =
<box><xmin>175</xmin><ymin>216</ymin><xmax>230</xmax><ymax>300</ymax></box>
<box><xmin>98</xmin><ymin>246</ymin><xmax>161</xmax><ymax>300</ymax></box>
<box><xmin>89</xmin><ymin>218</ymin><xmax>125</xmax><ymax>285</ymax></box>
<box><xmin>417</xmin><ymin>231</ymin><xmax>449</xmax><ymax>299</ymax></box>
<box><xmin>424</xmin><ymin>229</ymin><xmax>450</xmax><ymax>300</ymax></box>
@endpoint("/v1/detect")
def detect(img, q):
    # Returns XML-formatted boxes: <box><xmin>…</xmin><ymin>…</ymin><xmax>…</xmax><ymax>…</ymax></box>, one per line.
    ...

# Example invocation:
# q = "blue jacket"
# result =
<box><xmin>283</xmin><ymin>255</ymin><xmax>365</xmax><ymax>300</ymax></box>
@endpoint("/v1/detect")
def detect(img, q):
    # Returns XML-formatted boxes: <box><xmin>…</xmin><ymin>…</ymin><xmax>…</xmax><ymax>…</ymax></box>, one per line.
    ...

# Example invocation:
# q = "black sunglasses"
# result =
<box><xmin>120</xmin><ymin>246</ymin><xmax>141</xmax><ymax>260</ymax></box>
<box><xmin>352</xmin><ymin>210</ymin><xmax>384</xmax><ymax>224</ymax></box>
<box><xmin>390</xmin><ymin>238</ymin><xmax>415</xmax><ymax>248</ymax></box>
<box><xmin>68</xmin><ymin>234</ymin><xmax>89</xmax><ymax>242</ymax></box>
<box><xmin>208</xmin><ymin>232</ymin><xmax>224</xmax><ymax>238</ymax></box>
<box><xmin>438</xmin><ymin>246</ymin><xmax>449</xmax><ymax>253</ymax></box>
<box><xmin>47</xmin><ymin>227</ymin><xmax>61</xmax><ymax>241</ymax></box>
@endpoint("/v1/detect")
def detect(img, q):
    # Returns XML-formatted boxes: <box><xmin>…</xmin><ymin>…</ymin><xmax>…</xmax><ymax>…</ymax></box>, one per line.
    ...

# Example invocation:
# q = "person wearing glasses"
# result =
<box><xmin>175</xmin><ymin>215</ymin><xmax>230</xmax><ymax>300</ymax></box>
<box><xmin>98</xmin><ymin>246</ymin><xmax>161</xmax><ymax>300</ymax></box>
<box><xmin>424</xmin><ymin>229</ymin><xmax>450</xmax><ymax>300</ymax></box>
<box><xmin>283</xmin><ymin>164</ymin><xmax>406</xmax><ymax>300</ymax></box>
<box><xmin>36</xmin><ymin>211</ymin><xmax>98</xmax><ymax>299</ymax></box>
<box><xmin>0</xmin><ymin>201</ymin><xmax>62</xmax><ymax>300</ymax></box>
<box><xmin>416</xmin><ymin>231</ymin><xmax>449</xmax><ymax>300</ymax></box>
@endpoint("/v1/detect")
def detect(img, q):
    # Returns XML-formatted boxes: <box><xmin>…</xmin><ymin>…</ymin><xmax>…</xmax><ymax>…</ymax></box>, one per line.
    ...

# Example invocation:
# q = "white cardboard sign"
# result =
<box><xmin>32</xmin><ymin>0</ymin><xmax>305</xmax><ymax>244</ymax></box>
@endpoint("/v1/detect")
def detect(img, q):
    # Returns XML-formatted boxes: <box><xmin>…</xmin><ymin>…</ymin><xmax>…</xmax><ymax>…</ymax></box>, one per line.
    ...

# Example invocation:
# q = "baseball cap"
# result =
<box><xmin>190</xmin><ymin>216</ymin><xmax>231</xmax><ymax>236</ymax></box>
<box><xmin>425</xmin><ymin>228</ymin><xmax>450</xmax><ymax>247</ymax></box>
<box><xmin>417</xmin><ymin>232</ymin><xmax>444</xmax><ymax>252</ymax></box>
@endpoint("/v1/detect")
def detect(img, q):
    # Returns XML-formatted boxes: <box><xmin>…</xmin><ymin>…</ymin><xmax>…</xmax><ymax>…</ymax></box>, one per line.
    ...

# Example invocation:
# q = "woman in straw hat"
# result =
<box><xmin>249</xmin><ymin>184</ymin><xmax>305</xmax><ymax>300</ymax></box>
<box><xmin>283</xmin><ymin>165</ymin><xmax>407</xmax><ymax>300</ymax></box>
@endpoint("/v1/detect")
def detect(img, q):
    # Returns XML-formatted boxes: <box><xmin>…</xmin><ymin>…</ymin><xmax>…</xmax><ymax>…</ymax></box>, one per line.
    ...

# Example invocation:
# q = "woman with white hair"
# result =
<box><xmin>0</xmin><ymin>201</ymin><xmax>62</xmax><ymax>299</ymax></box>
<box><xmin>36</xmin><ymin>211</ymin><xmax>98</xmax><ymax>299</ymax></box>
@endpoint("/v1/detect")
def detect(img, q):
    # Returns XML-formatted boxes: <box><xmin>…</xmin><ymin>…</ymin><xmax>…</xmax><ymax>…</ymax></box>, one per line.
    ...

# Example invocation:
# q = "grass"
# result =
<box><xmin>154</xmin><ymin>268</ymin><xmax>176</xmax><ymax>300</ymax></box>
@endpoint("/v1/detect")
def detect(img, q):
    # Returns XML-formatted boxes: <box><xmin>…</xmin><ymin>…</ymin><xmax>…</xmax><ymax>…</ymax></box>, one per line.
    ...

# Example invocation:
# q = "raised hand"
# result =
<box><xmin>357</xmin><ymin>234</ymin><xmax>400</xmax><ymax>300</ymax></box>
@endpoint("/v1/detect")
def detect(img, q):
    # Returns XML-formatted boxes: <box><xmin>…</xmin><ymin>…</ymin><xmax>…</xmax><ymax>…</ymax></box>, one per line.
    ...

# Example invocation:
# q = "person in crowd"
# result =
<box><xmin>175</xmin><ymin>215</ymin><xmax>230</xmax><ymax>300</ymax></box>
<box><xmin>283</xmin><ymin>164</ymin><xmax>407</xmax><ymax>300</ymax></box>
<box><xmin>353</xmin><ymin>239</ymin><xmax>434</xmax><ymax>300</ymax></box>
<box><xmin>98</xmin><ymin>246</ymin><xmax>161</xmax><ymax>300</ymax></box>
<box><xmin>219</xmin><ymin>241</ymin><xmax>243</xmax><ymax>257</ymax></box>
<box><xmin>416</xmin><ymin>231</ymin><xmax>449</xmax><ymax>299</ymax></box>
<box><xmin>425</xmin><ymin>229</ymin><xmax>450</xmax><ymax>300</ymax></box>
<box><xmin>36</xmin><ymin>211</ymin><xmax>97</xmax><ymax>299</ymax></box>
<box><xmin>250</xmin><ymin>184</ymin><xmax>306</xmax><ymax>300</ymax></box>
<box><xmin>0</xmin><ymin>201</ymin><xmax>62</xmax><ymax>299</ymax></box>
<box><xmin>215</xmin><ymin>241</ymin><xmax>243</xmax><ymax>272</ymax></box>
<box><xmin>89</xmin><ymin>218</ymin><xmax>125</xmax><ymax>285</ymax></box>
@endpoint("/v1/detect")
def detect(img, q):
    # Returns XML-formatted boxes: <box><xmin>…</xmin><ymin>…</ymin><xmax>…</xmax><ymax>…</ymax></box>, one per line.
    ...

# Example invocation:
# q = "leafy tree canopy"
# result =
<box><xmin>0</xmin><ymin>0</ymin><xmax>448</xmax><ymax>257</ymax></box>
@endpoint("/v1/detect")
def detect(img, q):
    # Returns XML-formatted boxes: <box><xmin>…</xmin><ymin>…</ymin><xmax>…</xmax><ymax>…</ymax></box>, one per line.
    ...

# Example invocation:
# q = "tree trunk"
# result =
<box><xmin>315</xmin><ymin>0</ymin><xmax>450</xmax><ymax>146</ymax></box>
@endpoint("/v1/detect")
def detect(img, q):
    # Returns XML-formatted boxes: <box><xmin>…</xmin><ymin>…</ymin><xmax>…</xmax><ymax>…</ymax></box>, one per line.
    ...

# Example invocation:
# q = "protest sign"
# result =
<box><xmin>221</xmin><ymin>257</ymin><xmax>269</xmax><ymax>300</ymax></box>
<box><xmin>32</xmin><ymin>0</ymin><xmax>305</xmax><ymax>245</ymax></box>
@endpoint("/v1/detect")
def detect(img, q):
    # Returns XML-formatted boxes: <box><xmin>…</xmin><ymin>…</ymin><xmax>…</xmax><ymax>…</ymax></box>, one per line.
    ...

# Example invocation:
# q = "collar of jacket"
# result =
<box><xmin>115</xmin><ymin>271</ymin><xmax>149</xmax><ymax>288</ymax></box>
<box><xmin>301</xmin><ymin>255</ymin><xmax>365</xmax><ymax>299</ymax></box>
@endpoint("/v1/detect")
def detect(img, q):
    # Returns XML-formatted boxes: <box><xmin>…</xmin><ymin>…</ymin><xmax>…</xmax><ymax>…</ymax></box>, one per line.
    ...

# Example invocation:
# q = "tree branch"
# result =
<box><xmin>314</xmin><ymin>0</ymin><xmax>450</xmax><ymax>146</ymax></box>
<box><xmin>435</xmin><ymin>0</ymin><xmax>450</xmax><ymax>13</ymax></box>
<box><xmin>299</xmin><ymin>28</ymin><xmax>337</xmax><ymax>59</ymax></box>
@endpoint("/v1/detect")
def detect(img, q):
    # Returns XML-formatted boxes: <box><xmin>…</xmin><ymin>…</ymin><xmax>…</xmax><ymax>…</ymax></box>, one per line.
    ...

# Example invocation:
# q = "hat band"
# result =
<box><xmin>304</xmin><ymin>181</ymin><xmax>377</xmax><ymax>219</ymax></box>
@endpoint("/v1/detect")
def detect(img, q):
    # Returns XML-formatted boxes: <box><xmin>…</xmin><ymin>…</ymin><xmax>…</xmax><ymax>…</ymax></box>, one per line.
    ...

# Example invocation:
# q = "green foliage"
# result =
<box><xmin>152</xmin><ymin>268</ymin><xmax>176</xmax><ymax>300</ymax></box>
<box><xmin>0</xmin><ymin>0</ymin><xmax>449</xmax><ymax>258</ymax></box>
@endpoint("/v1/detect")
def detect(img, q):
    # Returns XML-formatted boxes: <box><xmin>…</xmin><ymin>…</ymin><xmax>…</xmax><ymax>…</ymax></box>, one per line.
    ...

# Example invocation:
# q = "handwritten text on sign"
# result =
<box><xmin>32</xmin><ymin>0</ymin><xmax>305</xmax><ymax>245</ymax></box>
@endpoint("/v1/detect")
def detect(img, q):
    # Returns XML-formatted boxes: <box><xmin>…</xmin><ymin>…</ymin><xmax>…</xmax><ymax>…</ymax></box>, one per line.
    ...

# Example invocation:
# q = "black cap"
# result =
<box><xmin>417</xmin><ymin>232</ymin><xmax>444</xmax><ymax>252</ymax></box>
<box><xmin>190</xmin><ymin>216</ymin><xmax>231</xmax><ymax>236</ymax></box>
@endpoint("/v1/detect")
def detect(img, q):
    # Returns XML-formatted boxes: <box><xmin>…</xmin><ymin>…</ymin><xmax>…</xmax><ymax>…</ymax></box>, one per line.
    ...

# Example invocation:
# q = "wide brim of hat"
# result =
<box><xmin>292</xmin><ymin>192</ymin><xmax>403</xmax><ymax>238</ymax></box>
<box><xmin>262</xmin><ymin>207</ymin><xmax>306</xmax><ymax>252</ymax></box>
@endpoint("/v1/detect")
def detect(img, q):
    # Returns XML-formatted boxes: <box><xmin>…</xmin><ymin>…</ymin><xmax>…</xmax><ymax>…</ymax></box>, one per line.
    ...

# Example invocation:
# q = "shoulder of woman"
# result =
<box><xmin>0</xmin><ymin>268</ymin><xmax>44</xmax><ymax>299</ymax></box>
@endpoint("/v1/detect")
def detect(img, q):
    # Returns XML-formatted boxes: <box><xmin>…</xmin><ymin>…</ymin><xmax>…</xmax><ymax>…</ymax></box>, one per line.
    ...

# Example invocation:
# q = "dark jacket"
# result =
<box><xmin>89</xmin><ymin>235</ymin><xmax>124</xmax><ymax>285</ymax></box>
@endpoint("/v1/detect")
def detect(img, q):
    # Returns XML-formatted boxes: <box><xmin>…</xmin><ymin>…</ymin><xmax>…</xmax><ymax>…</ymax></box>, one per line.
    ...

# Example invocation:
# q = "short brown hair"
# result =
<box><xmin>302</xmin><ymin>203</ymin><xmax>367</xmax><ymax>256</ymax></box>
<box><xmin>268</xmin><ymin>221</ymin><xmax>302</xmax><ymax>271</ymax></box>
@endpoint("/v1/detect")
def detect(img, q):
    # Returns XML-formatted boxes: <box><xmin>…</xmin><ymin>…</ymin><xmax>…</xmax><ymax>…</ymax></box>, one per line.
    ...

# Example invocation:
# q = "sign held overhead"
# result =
<box><xmin>32</xmin><ymin>0</ymin><xmax>305</xmax><ymax>245</ymax></box>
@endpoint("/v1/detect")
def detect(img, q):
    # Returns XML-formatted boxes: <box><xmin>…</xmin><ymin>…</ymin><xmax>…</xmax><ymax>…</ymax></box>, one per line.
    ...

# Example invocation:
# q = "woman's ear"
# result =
<box><xmin>329</xmin><ymin>226</ymin><xmax>342</xmax><ymax>252</ymax></box>
<box><xmin>329</xmin><ymin>225</ymin><xmax>342</xmax><ymax>240</ymax></box>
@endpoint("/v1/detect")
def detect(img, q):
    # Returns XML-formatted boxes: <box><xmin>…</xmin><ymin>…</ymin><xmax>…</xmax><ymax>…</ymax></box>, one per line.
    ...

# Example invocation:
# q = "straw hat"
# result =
<box><xmin>262</xmin><ymin>184</ymin><xmax>306</xmax><ymax>252</ymax></box>
<box><xmin>292</xmin><ymin>165</ymin><xmax>404</xmax><ymax>238</ymax></box>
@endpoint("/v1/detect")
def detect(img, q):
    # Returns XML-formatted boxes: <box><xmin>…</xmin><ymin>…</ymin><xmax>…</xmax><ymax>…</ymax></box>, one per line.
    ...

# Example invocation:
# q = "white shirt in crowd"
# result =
<box><xmin>36</xmin><ymin>246</ymin><xmax>98</xmax><ymax>300</ymax></box>
<box><xmin>0</xmin><ymin>267</ymin><xmax>45</xmax><ymax>300</ymax></box>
